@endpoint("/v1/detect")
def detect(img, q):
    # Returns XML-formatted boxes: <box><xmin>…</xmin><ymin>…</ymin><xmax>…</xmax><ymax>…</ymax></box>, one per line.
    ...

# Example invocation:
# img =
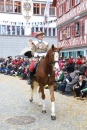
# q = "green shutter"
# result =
<box><xmin>72</xmin><ymin>51</ymin><xmax>76</xmax><ymax>58</ymax></box>
<box><xmin>80</xmin><ymin>51</ymin><xmax>84</xmax><ymax>56</ymax></box>
<box><xmin>64</xmin><ymin>52</ymin><xmax>68</xmax><ymax>58</ymax></box>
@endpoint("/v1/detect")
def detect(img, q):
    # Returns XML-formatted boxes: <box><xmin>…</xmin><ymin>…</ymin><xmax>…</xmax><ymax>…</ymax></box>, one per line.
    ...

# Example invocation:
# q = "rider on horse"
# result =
<box><xmin>28</xmin><ymin>31</ymin><xmax>49</xmax><ymax>85</ymax></box>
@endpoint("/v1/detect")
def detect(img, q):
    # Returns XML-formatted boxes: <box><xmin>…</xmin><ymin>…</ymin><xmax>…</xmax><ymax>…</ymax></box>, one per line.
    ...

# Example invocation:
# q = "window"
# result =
<box><xmin>2</xmin><ymin>25</ymin><xmax>6</xmax><ymax>34</ymax></box>
<box><xmin>17</xmin><ymin>26</ymin><xmax>20</xmax><ymax>35</ymax></box>
<box><xmin>45</xmin><ymin>28</ymin><xmax>47</xmax><ymax>36</ymax></box>
<box><xmin>7</xmin><ymin>25</ymin><xmax>11</xmax><ymax>35</ymax></box>
<box><xmin>48</xmin><ymin>28</ymin><xmax>51</xmax><ymax>36</ymax></box>
<box><xmin>66</xmin><ymin>0</ymin><xmax>70</xmax><ymax>12</ymax></box>
<box><xmin>75</xmin><ymin>0</ymin><xmax>80</xmax><ymax>5</ymax></box>
<box><xmin>21</xmin><ymin>26</ymin><xmax>24</xmax><ymax>35</ymax></box>
<box><xmin>33</xmin><ymin>3</ymin><xmax>40</xmax><ymax>15</ymax></box>
<box><xmin>0</xmin><ymin>25</ymin><xmax>1</xmax><ymax>34</ymax></box>
<box><xmin>6</xmin><ymin>0</ymin><xmax>13</xmax><ymax>12</ymax></box>
<box><xmin>41</xmin><ymin>4</ymin><xmax>45</xmax><ymax>15</ymax></box>
<box><xmin>75</xmin><ymin>22</ymin><xmax>80</xmax><ymax>36</ymax></box>
<box><xmin>53</xmin><ymin>28</ymin><xmax>55</xmax><ymax>36</ymax></box>
<box><xmin>14</xmin><ymin>1</ymin><xmax>21</xmax><ymax>13</ymax></box>
<box><xmin>86</xmin><ymin>50</ymin><xmax>87</xmax><ymax>55</ymax></box>
<box><xmin>60</xmin><ymin>30</ymin><xmax>62</xmax><ymax>40</ymax></box>
<box><xmin>12</xmin><ymin>26</ymin><xmax>15</xmax><ymax>35</ymax></box>
<box><xmin>36</xmin><ymin>27</ymin><xmax>38</xmax><ymax>32</ymax></box>
<box><xmin>59</xmin><ymin>5</ymin><xmax>62</xmax><ymax>16</ymax></box>
<box><xmin>67</xmin><ymin>27</ymin><xmax>70</xmax><ymax>38</ymax></box>
<box><xmin>0</xmin><ymin>0</ymin><xmax>4</xmax><ymax>12</ymax></box>
<box><xmin>40</xmin><ymin>27</ymin><xmax>43</xmax><ymax>32</ymax></box>
<box><xmin>31</xmin><ymin>27</ymin><xmax>34</xmax><ymax>33</ymax></box>
<box><xmin>50</xmin><ymin>4</ymin><xmax>55</xmax><ymax>16</ymax></box>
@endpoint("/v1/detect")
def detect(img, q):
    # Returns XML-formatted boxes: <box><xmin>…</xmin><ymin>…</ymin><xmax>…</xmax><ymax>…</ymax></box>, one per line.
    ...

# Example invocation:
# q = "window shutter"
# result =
<box><xmin>71</xmin><ymin>24</ymin><xmax>75</xmax><ymax>37</ymax></box>
<box><xmin>58</xmin><ymin>30</ymin><xmax>60</xmax><ymax>41</ymax></box>
<box><xmin>63</xmin><ymin>1</ymin><xmax>66</xmax><ymax>13</ymax></box>
<box><xmin>70</xmin><ymin>0</ymin><xmax>75</xmax><ymax>8</ymax></box>
<box><xmin>57</xmin><ymin>7</ymin><xmax>59</xmax><ymax>18</ymax></box>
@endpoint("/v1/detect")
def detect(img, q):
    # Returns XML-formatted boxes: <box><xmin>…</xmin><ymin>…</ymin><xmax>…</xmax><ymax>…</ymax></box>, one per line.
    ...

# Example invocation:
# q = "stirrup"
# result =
<box><xmin>28</xmin><ymin>79</ymin><xmax>32</xmax><ymax>85</ymax></box>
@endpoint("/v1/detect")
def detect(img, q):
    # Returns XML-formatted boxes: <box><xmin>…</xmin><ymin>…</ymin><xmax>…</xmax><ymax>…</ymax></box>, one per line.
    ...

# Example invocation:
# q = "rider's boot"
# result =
<box><xmin>28</xmin><ymin>71</ymin><xmax>33</xmax><ymax>85</ymax></box>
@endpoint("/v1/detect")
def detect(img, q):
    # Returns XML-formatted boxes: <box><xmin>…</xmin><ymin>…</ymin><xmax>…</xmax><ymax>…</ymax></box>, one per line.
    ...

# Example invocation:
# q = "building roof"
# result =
<box><xmin>52</xmin><ymin>0</ymin><xmax>56</xmax><ymax>6</ymax></box>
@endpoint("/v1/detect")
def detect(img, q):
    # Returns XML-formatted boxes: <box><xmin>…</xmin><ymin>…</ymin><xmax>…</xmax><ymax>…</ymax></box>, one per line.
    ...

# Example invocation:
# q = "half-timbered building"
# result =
<box><xmin>53</xmin><ymin>0</ymin><xmax>87</xmax><ymax>58</ymax></box>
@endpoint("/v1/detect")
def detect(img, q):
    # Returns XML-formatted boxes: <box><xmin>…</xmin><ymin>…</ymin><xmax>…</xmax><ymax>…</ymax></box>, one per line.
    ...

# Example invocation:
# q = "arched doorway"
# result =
<box><xmin>20</xmin><ymin>47</ymin><xmax>32</xmax><ymax>58</ymax></box>
<box><xmin>24</xmin><ymin>51</ymin><xmax>32</xmax><ymax>58</ymax></box>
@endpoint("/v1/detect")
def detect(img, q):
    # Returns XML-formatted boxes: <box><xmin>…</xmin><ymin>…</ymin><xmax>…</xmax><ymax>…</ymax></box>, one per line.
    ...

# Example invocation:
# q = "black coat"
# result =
<box><xmin>66</xmin><ymin>63</ymin><xmax>74</xmax><ymax>73</ymax></box>
<box><xmin>77</xmin><ymin>80</ymin><xmax>86</xmax><ymax>90</ymax></box>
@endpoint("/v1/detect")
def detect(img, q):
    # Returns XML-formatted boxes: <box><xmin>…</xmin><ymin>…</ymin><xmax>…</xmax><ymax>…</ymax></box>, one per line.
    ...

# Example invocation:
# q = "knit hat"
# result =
<box><xmin>68</xmin><ymin>59</ymin><xmax>73</xmax><ymax>64</ymax></box>
<box><xmin>76</xmin><ymin>60</ymin><xmax>82</xmax><ymax>65</ymax></box>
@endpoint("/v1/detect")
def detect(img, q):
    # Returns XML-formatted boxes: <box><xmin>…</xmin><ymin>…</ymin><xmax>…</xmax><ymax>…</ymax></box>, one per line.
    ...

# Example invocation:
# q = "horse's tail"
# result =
<box><xmin>32</xmin><ymin>81</ymin><xmax>39</xmax><ymax>93</ymax></box>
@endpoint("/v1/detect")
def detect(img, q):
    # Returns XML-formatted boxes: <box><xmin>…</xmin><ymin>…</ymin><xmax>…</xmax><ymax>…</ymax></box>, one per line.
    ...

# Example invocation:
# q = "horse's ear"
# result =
<box><xmin>51</xmin><ymin>44</ymin><xmax>54</xmax><ymax>50</ymax></box>
<box><xmin>58</xmin><ymin>46</ymin><xmax>63</xmax><ymax>51</ymax></box>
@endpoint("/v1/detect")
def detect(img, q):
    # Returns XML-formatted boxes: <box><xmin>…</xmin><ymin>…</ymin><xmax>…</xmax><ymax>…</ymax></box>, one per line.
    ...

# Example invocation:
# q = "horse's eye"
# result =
<box><xmin>52</xmin><ymin>54</ymin><xmax>54</xmax><ymax>56</ymax></box>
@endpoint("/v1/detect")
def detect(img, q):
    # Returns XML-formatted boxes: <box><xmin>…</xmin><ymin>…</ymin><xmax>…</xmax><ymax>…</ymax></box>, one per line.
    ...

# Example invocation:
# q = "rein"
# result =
<box><xmin>41</xmin><ymin>64</ymin><xmax>53</xmax><ymax>83</ymax></box>
<box><xmin>38</xmin><ymin>50</ymin><xmax>59</xmax><ymax>82</ymax></box>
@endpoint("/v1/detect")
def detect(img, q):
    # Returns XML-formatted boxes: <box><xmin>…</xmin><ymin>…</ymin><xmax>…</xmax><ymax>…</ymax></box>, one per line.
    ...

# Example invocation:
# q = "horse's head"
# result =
<box><xmin>47</xmin><ymin>44</ymin><xmax>63</xmax><ymax>72</ymax></box>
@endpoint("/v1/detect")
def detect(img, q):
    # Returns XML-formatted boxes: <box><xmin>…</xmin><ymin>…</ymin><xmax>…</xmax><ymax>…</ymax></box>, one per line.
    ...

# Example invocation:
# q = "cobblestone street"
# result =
<box><xmin>0</xmin><ymin>74</ymin><xmax>87</xmax><ymax>130</ymax></box>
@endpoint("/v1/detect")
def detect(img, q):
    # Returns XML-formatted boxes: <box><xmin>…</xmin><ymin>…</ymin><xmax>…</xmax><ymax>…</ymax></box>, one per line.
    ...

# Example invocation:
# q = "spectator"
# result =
<box><xmin>74</xmin><ymin>75</ymin><xmax>86</xmax><ymax>99</ymax></box>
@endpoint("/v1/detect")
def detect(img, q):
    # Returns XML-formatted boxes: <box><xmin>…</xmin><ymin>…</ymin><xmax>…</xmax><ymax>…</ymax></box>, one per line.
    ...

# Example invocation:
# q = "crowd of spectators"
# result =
<box><xmin>54</xmin><ymin>55</ymin><xmax>87</xmax><ymax>100</ymax></box>
<box><xmin>0</xmin><ymin>55</ymin><xmax>87</xmax><ymax>100</ymax></box>
<box><xmin>0</xmin><ymin>56</ymin><xmax>30</xmax><ymax>80</ymax></box>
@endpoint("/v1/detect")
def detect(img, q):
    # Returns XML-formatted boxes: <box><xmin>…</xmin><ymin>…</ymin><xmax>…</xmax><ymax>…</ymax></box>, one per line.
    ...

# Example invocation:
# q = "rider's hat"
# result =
<box><xmin>35</xmin><ymin>31</ymin><xmax>45</xmax><ymax>38</ymax></box>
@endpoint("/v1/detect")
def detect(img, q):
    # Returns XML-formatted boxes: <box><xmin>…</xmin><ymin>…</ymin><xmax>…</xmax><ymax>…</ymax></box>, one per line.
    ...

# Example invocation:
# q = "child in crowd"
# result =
<box><xmin>74</xmin><ymin>75</ymin><xmax>86</xmax><ymax>99</ymax></box>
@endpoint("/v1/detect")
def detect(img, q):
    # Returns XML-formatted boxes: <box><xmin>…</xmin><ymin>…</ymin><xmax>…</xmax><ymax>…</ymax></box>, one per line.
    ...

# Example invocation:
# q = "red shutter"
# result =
<box><xmin>56</xmin><ymin>7</ymin><xmax>57</xmax><ymax>17</ymax></box>
<box><xmin>79</xmin><ymin>20</ymin><xmax>82</xmax><ymax>35</ymax></box>
<box><xmin>58</xmin><ymin>30</ymin><xmax>60</xmax><ymax>41</ymax></box>
<box><xmin>70</xmin><ymin>0</ymin><xmax>75</xmax><ymax>8</ymax></box>
<box><xmin>57</xmin><ymin>7</ymin><xmax>59</xmax><ymax>18</ymax></box>
<box><xmin>62</xmin><ymin>2</ymin><xmax>66</xmax><ymax>14</ymax></box>
<box><xmin>62</xmin><ymin>3</ymin><xmax>64</xmax><ymax>14</ymax></box>
<box><xmin>71</xmin><ymin>24</ymin><xmax>75</xmax><ymax>37</ymax></box>
<box><xmin>62</xmin><ymin>28</ymin><xmax>65</xmax><ymax>40</ymax></box>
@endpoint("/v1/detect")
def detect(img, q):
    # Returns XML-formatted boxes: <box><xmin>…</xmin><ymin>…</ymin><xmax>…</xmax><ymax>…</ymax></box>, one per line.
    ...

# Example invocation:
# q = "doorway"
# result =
<box><xmin>24</xmin><ymin>51</ymin><xmax>32</xmax><ymax>58</ymax></box>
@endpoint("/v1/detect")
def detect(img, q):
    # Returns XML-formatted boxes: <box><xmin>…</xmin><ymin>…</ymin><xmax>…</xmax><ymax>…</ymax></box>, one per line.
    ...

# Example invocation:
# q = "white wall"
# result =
<box><xmin>0</xmin><ymin>0</ymin><xmax>56</xmax><ymax>35</ymax></box>
<box><xmin>85</xmin><ymin>19</ymin><xmax>87</xmax><ymax>34</ymax></box>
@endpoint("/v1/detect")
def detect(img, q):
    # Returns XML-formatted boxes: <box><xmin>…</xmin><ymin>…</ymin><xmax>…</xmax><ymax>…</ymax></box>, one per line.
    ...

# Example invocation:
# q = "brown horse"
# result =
<box><xmin>29</xmin><ymin>45</ymin><xmax>63</xmax><ymax>120</ymax></box>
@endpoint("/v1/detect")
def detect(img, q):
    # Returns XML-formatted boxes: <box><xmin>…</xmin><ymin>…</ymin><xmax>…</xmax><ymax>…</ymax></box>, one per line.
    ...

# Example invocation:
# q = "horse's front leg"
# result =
<box><xmin>38</xmin><ymin>86</ymin><xmax>42</xmax><ymax>107</ymax></box>
<box><xmin>29</xmin><ymin>84</ymin><xmax>33</xmax><ymax>102</ymax></box>
<box><xmin>49</xmin><ymin>84</ymin><xmax>56</xmax><ymax>120</ymax></box>
<box><xmin>40</xmin><ymin>85</ymin><xmax>46</xmax><ymax>113</ymax></box>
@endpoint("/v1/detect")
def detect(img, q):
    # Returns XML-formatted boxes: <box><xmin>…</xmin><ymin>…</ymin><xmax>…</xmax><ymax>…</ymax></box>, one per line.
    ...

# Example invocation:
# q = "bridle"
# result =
<box><xmin>40</xmin><ymin>50</ymin><xmax>60</xmax><ymax>80</ymax></box>
<box><xmin>46</xmin><ymin>50</ymin><xmax>60</xmax><ymax>66</ymax></box>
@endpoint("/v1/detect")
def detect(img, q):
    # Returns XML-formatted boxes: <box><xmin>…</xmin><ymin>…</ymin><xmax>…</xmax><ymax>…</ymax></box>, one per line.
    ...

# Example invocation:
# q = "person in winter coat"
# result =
<box><xmin>59</xmin><ymin>71</ymin><xmax>72</xmax><ymax>93</ymax></box>
<box><xmin>66</xmin><ymin>59</ymin><xmax>75</xmax><ymax>73</ymax></box>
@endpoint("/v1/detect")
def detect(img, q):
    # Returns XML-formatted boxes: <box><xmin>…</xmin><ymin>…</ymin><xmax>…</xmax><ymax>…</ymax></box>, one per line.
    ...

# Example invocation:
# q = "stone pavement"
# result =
<box><xmin>0</xmin><ymin>74</ymin><xmax>87</xmax><ymax>130</ymax></box>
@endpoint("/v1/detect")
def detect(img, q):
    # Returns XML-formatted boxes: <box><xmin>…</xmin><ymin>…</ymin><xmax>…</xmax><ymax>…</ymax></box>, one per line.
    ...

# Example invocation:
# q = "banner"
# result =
<box><xmin>44</xmin><ymin>0</ymin><xmax>50</xmax><ymax>22</ymax></box>
<box><xmin>0</xmin><ymin>19</ymin><xmax>57</xmax><ymax>27</ymax></box>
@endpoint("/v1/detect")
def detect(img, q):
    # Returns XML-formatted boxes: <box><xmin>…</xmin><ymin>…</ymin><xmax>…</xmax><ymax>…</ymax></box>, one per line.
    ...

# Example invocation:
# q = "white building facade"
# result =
<box><xmin>0</xmin><ymin>0</ymin><xmax>58</xmax><ymax>58</ymax></box>
<box><xmin>0</xmin><ymin>0</ymin><xmax>57</xmax><ymax>36</ymax></box>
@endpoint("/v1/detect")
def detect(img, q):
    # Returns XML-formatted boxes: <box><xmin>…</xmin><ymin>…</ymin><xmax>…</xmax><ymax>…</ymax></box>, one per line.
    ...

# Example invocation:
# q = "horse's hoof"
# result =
<box><xmin>42</xmin><ymin>110</ymin><xmax>46</xmax><ymax>113</ymax></box>
<box><xmin>29</xmin><ymin>99</ymin><xmax>33</xmax><ymax>102</ymax></box>
<box><xmin>39</xmin><ymin>103</ymin><xmax>42</xmax><ymax>107</ymax></box>
<box><xmin>51</xmin><ymin>115</ymin><xmax>56</xmax><ymax>120</ymax></box>
<box><xmin>39</xmin><ymin>104</ymin><xmax>42</xmax><ymax>107</ymax></box>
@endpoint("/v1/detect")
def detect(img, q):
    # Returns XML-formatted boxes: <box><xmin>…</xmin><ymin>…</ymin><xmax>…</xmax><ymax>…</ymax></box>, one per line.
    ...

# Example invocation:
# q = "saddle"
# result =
<box><xmin>29</xmin><ymin>57</ymin><xmax>44</xmax><ymax>74</ymax></box>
